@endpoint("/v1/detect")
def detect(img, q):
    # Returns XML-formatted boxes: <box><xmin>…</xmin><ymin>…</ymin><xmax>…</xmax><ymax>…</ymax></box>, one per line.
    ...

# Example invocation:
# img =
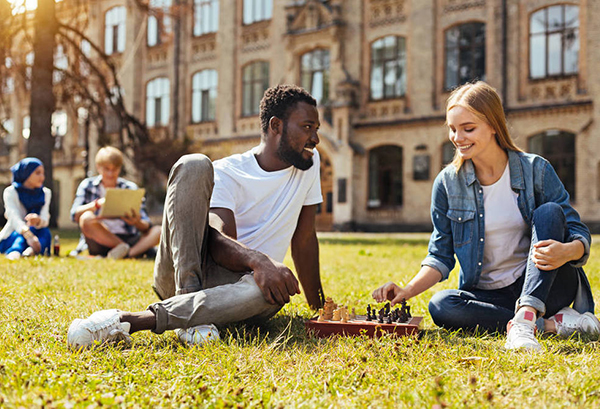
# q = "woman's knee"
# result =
<box><xmin>428</xmin><ymin>289</ymin><xmax>462</xmax><ymax>327</ymax></box>
<box><xmin>533</xmin><ymin>202</ymin><xmax>565</xmax><ymax>225</ymax></box>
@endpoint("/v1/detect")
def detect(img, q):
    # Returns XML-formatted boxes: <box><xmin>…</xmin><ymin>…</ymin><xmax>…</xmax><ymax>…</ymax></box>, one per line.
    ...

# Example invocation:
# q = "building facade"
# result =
<box><xmin>1</xmin><ymin>0</ymin><xmax>599</xmax><ymax>231</ymax></box>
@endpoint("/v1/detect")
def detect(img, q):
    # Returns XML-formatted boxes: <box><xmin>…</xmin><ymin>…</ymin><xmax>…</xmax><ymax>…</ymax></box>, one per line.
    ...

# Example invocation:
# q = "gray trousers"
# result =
<box><xmin>149</xmin><ymin>154</ymin><xmax>281</xmax><ymax>334</ymax></box>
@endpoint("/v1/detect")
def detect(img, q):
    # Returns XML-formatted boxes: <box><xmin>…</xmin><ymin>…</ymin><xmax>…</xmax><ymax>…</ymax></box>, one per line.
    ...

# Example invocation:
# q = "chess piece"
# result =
<box><xmin>386</xmin><ymin>314</ymin><xmax>393</xmax><ymax>324</ymax></box>
<box><xmin>317</xmin><ymin>308</ymin><xmax>326</xmax><ymax>322</ymax></box>
<box><xmin>340</xmin><ymin>306</ymin><xmax>349</xmax><ymax>323</ymax></box>
<box><xmin>350</xmin><ymin>307</ymin><xmax>357</xmax><ymax>320</ymax></box>
<box><xmin>385</xmin><ymin>302</ymin><xmax>391</xmax><ymax>315</ymax></box>
<box><xmin>332</xmin><ymin>308</ymin><xmax>341</xmax><ymax>321</ymax></box>
<box><xmin>323</xmin><ymin>297</ymin><xmax>336</xmax><ymax>320</ymax></box>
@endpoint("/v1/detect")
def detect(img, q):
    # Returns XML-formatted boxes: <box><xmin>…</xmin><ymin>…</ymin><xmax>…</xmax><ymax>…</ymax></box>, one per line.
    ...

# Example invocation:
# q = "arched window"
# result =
<box><xmin>3</xmin><ymin>58</ymin><xmax>14</xmax><ymax>94</ymax></box>
<box><xmin>243</xmin><ymin>0</ymin><xmax>272</xmax><ymax>25</ymax></box>
<box><xmin>194</xmin><ymin>0</ymin><xmax>219</xmax><ymax>36</ymax></box>
<box><xmin>529</xmin><ymin>130</ymin><xmax>575</xmax><ymax>199</ymax></box>
<box><xmin>368</xmin><ymin>145</ymin><xmax>403</xmax><ymax>208</ymax></box>
<box><xmin>445</xmin><ymin>22</ymin><xmax>485</xmax><ymax>90</ymax></box>
<box><xmin>530</xmin><ymin>5</ymin><xmax>579</xmax><ymax>79</ymax></box>
<box><xmin>148</xmin><ymin>0</ymin><xmax>172</xmax><ymax>47</ymax></box>
<box><xmin>300</xmin><ymin>49</ymin><xmax>330</xmax><ymax>105</ymax></box>
<box><xmin>441</xmin><ymin>141</ymin><xmax>455</xmax><ymax>168</ymax></box>
<box><xmin>370</xmin><ymin>36</ymin><xmax>407</xmax><ymax>100</ymax></box>
<box><xmin>242</xmin><ymin>61</ymin><xmax>269</xmax><ymax>117</ymax></box>
<box><xmin>192</xmin><ymin>69</ymin><xmax>218</xmax><ymax>122</ymax></box>
<box><xmin>105</xmin><ymin>6</ymin><xmax>126</xmax><ymax>55</ymax></box>
<box><xmin>146</xmin><ymin>77</ymin><xmax>170</xmax><ymax>127</ymax></box>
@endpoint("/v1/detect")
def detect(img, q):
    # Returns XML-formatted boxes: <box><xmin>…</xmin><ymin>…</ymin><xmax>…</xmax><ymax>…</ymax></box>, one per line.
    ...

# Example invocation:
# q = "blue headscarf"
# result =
<box><xmin>10</xmin><ymin>158</ymin><xmax>45</xmax><ymax>214</ymax></box>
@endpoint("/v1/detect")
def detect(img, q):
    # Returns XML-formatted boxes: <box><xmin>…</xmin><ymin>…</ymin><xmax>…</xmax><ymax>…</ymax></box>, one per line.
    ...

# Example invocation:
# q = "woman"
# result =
<box><xmin>0</xmin><ymin>158</ymin><xmax>52</xmax><ymax>259</ymax></box>
<box><xmin>373</xmin><ymin>81</ymin><xmax>598</xmax><ymax>350</ymax></box>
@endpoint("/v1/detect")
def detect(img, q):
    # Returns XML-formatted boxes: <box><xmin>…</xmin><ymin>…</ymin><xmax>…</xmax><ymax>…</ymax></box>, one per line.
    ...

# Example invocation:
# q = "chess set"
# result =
<box><xmin>305</xmin><ymin>297</ymin><xmax>422</xmax><ymax>338</ymax></box>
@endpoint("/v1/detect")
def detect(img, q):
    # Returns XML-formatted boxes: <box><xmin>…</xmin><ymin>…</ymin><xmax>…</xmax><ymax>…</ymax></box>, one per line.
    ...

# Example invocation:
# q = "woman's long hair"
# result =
<box><xmin>446</xmin><ymin>81</ymin><xmax>522</xmax><ymax>170</ymax></box>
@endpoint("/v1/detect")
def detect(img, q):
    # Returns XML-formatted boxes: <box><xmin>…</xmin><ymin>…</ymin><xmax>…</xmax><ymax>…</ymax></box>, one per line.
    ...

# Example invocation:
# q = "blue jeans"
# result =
<box><xmin>429</xmin><ymin>203</ymin><xmax>579</xmax><ymax>332</ymax></box>
<box><xmin>0</xmin><ymin>226</ymin><xmax>52</xmax><ymax>255</ymax></box>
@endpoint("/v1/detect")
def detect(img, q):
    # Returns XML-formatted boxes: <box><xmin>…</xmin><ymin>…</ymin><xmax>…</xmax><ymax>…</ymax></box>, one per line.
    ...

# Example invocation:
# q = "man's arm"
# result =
<box><xmin>291</xmin><ymin>204</ymin><xmax>324</xmax><ymax>310</ymax></box>
<box><xmin>208</xmin><ymin>208</ymin><xmax>300</xmax><ymax>305</ymax></box>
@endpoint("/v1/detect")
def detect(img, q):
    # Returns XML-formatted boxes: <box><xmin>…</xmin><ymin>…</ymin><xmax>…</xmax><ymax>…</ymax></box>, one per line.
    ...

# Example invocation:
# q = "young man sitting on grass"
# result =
<box><xmin>68</xmin><ymin>85</ymin><xmax>326</xmax><ymax>348</ymax></box>
<box><xmin>70</xmin><ymin>146</ymin><xmax>161</xmax><ymax>259</ymax></box>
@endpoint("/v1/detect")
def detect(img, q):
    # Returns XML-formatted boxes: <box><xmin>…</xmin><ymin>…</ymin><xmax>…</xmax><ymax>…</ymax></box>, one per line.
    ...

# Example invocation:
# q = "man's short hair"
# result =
<box><xmin>259</xmin><ymin>85</ymin><xmax>317</xmax><ymax>135</ymax></box>
<box><xmin>95</xmin><ymin>146</ymin><xmax>124</xmax><ymax>168</ymax></box>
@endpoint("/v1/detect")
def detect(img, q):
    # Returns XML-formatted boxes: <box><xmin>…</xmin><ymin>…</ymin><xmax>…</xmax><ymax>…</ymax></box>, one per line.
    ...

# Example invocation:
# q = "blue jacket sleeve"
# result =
<box><xmin>540</xmin><ymin>160</ymin><xmax>591</xmax><ymax>267</ymax></box>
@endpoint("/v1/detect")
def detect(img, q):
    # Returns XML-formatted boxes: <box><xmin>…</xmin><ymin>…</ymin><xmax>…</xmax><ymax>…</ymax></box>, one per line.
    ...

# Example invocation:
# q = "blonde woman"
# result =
<box><xmin>373</xmin><ymin>81</ymin><xmax>598</xmax><ymax>350</ymax></box>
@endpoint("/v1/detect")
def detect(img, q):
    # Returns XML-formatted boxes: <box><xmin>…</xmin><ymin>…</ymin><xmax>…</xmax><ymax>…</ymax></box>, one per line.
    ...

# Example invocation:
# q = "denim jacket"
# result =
<box><xmin>422</xmin><ymin>150</ymin><xmax>594</xmax><ymax>312</ymax></box>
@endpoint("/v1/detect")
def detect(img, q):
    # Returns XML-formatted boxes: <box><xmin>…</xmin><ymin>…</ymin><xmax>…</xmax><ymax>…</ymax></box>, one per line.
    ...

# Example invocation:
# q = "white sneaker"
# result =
<box><xmin>6</xmin><ymin>251</ymin><xmax>21</xmax><ymax>260</ymax></box>
<box><xmin>549</xmin><ymin>307</ymin><xmax>600</xmax><ymax>338</ymax></box>
<box><xmin>107</xmin><ymin>242</ymin><xmax>130</xmax><ymax>260</ymax></box>
<box><xmin>67</xmin><ymin>309</ymin><xmax>132</xmax><ymax>350</ymax></box>
<box><xmin>175</xmin><ymin>324</ymin><xmax>220</xmax><ymax>346</ymax></box>
<box><xmin>505</xmin><ymin>309</ymin><xmax>541</xmax><ymax>351</ymax></box>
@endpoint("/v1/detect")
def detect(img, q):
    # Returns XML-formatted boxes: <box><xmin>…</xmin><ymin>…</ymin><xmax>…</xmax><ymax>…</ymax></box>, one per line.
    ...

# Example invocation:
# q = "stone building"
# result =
<box><xmin>1</xmin><ymin>0</ymin><xmax>599</xmax><ymax>231</ymax></box>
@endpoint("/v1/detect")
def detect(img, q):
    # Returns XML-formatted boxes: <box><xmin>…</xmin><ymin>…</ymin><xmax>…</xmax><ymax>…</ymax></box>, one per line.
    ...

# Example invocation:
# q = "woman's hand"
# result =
<box><xmin>372</xmin><ymin>282</ymin><xmax>411</xmax><ymax>306</ymax></box>
<box><xmin>532</xmin><ymin>239</ymin><xmax>585</xmax><ymax>271</ymax></box>
<box><xmin>24</xmin><ymin>213</ymin><xmax>41</xmax><ymax>228</ymax></box>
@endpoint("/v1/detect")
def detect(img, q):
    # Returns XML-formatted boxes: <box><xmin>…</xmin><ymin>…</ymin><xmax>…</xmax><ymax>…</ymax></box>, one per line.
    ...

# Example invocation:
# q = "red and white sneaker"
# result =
<box><xmin>505</xmin><ymin>310</ymin><xmax>541</xmax><ymax>351</ymax></box>
<box><xmin>549</xmin><ymin>307</ymin><xmax>600</xmax><ymax>338</ymax></box>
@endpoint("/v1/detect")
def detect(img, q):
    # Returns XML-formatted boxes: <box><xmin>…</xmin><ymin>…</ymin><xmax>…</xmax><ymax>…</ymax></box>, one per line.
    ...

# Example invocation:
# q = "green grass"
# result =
<box><xmin>1</xmin><ymin>233</ymin><xmax>600</xmax><ymax>407</ymax></box>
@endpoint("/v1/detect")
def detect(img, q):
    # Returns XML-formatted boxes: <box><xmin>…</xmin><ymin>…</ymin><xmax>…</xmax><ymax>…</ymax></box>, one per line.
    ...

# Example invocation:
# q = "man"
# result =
<box><xmin>68</xmin><ymin>85</ymin><xmax>325</xmax><ymax>348</ymax></box>
<box><xmin>70</xmin><ymin>146</ymin><xmax>161</xmax><ymax>259</ymax></box>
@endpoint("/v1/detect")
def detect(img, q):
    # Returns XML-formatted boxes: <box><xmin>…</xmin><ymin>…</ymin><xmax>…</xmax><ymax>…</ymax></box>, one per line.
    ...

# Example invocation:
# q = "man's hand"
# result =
<box><xmin>372</xmin><ymin>282</ymin><xmax>411</xmax><ymax>306</ymax></box>
<box><xmin>24</xmin><ymin>213</ymin><xmax>41</xmax><ymax>228</ymax></box>
<box><xmin>532</xmin><ymin>239</ymin><xmax>584</xmax><ymax>271</ymax></box>
<box><xmin>252</xmin><ymin>254</ymin><xmax>300</xmax><ymax>305</ymax></box>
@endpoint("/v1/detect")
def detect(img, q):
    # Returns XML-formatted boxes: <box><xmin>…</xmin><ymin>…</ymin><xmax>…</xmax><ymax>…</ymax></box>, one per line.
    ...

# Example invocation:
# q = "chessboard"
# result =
<box><xmin>305</xmin><ymin>297</ymin><xmax>422</xmax><ymax>338</ymax></box>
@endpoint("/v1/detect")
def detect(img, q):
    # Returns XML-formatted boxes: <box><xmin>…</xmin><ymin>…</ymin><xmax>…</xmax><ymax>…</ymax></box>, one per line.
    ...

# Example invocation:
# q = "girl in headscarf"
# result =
<box><xmin>0</xmin><ymin>158</ymin><xmax>52</xmax><ymax>259</ymax></box>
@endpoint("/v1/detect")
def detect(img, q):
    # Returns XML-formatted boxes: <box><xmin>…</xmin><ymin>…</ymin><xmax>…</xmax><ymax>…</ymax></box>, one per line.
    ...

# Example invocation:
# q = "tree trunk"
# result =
<box><xmin>28</xmin><ymin>0</ymin><xmax>58</xmax><ymax>227</ymax></box>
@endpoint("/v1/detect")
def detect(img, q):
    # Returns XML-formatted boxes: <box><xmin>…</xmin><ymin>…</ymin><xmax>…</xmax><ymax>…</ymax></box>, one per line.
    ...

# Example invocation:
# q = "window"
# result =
<box><xmin>441</xmin><ymin>141</ymin><xmax>455</xmax><ymax>168</ymax></box>
<box><xmin>105</xmin><ymin>6</ymin><xmax>126</xmax><ymax>55</ymax></box>
<box><xmin>445</xmin><ymin>23</ymin><xmax>485</xmax><ymax>90</ymax></box>
<box><xmin>146</xmin><ymin>77</ymin><xmax>170</xmax><ymax>127</ymax></box>
<box><xmin>22</xmin><ymin>115</ymin><xmax>30</xmax><ymax>140</ymax></box>
<box><xmin>529</xmin><ymin>130</ymin><xmax>575</xmax><ymax>200</ymax></box>
<box><xmin>368</xmin><ymin>145</ymin><xmax>403</xmax><ymax>208</ymax></box>
<box><xmin>530</xmin><ymin>5</ymin><xmax>579</xmax><ymax>79</ymax></box>
<box><xmin>0</xmin><ymin>119</ymin><xmax>13</xmax><ymax>156</ymax></box>
<box><xmin>25</xmin><ymin>52</ymin><xmax>34</xmax><ymax>90</ymax></box>
<box><xmin>194</xmin><ymin>0</ymin><xmax>219</xmax><ymax>36</ymax></box>
<box><xmin>370</xmin><ymin>36</ymin><xmax>406</xmax><ymax>100</ymax></box>
<box><xmin>54</xmin><ymin>44</ymin><xmax>68</xmax><ymax>84</ymax></box>
<box><xmin>243</xmin><ymin>0</ymin><xmax>272</xmax><ymax>25</ymax></box>
<box><xmin>148</xmin><ymin>0</ymin><xmax>172</xmax><ymax>47</ymax></box>
<box><xmin>77</xmin><ymin>107</ymin><xmax>88</xmax><ymax>147</ymax></box>
<box><xmin>301</xmin><ymin>49</ymin><xmax>330</xmax><ymax>105</ymax></box>
<box><xmin>52</xmin><ymin>110</ymin><xmax>68</xmax><ymax>150</ymax></box>
<box><xmin>192</xmin><ymin>69</ymin><xmax>217</xmax><ymax>122</ymax></box>
<box><xmin>2</xmin><ymin>58</ymin><xmax>14</xmax><ymax>94</ymax></box>
<box><xmin>80</xmin><ymin>39</ymin><xmax>91</xmax><ymax>76</ymax></box>
<box><xmin>242</xmin><ymin>61</ymin><xmax>269</xmax><ymax>117</ymax></box>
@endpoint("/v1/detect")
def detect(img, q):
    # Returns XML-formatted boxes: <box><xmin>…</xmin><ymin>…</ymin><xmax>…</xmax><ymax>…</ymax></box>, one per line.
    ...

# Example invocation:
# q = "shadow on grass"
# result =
<box><xmin>318</xmin><ymin>238</ymin><xmax>430</xmax><ymax>247</ymax></box>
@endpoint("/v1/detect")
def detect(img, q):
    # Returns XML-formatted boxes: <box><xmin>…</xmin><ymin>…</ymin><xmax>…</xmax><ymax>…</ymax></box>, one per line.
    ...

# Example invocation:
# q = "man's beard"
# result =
<box><xmin>276</xmin><ymin>123</ymin><xmax>314</xmax><ymax>171</ymax></box>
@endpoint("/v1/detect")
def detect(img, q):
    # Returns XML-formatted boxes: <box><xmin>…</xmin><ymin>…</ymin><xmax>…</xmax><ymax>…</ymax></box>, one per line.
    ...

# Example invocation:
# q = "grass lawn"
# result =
<box><xmin>1</xmin><ymin>232</ymin><xmax>600</xmax><ymax>407</ymax></box>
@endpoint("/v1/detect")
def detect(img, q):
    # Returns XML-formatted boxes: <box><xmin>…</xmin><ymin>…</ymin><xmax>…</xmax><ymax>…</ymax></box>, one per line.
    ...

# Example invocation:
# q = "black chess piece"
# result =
<box><xmin>378</xmin><ymin>310</ymin><xmax>384</xmax><ymax>323</ymax></box>
<box><xmin>386</xmin><ymin>314</ymin><xmax>393</xmax><ymax>324</ymax></box>
<box><xmin>406</xmin><ymin>305</ymin><xmax>412</xmax><ymax>319</ymax></box>
<box><xmin>385</xmin><ymin>302</ymin><xmax>391</xmax><ymax>315</ymax></box>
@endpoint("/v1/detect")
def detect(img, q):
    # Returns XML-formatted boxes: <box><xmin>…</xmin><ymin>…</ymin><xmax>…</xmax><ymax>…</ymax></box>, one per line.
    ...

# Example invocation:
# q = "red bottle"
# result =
<box><xmin>53</xmin><ymin>235</ymin><xmax>60</xmax><ymax>257</ymax></box>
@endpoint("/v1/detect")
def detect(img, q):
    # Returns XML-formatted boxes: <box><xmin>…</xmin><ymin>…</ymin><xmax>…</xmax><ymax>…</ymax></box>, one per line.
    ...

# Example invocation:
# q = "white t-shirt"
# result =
<box><xmin>477</xmin><ymin>164</ymin><xmax>530</xmax><ymax>290</ymax></box>
<box><xmin>210</xmin><ymin>146</ymin><xmax>323</xmax><ymax>263</ymax></box>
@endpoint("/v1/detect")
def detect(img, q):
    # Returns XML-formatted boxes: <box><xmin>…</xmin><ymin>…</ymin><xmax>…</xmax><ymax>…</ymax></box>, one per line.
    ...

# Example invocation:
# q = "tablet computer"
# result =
<box><xmin>99</xmin><ymin>188</ymin><xmax>146</xmax><ymax>218</ymax></box>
